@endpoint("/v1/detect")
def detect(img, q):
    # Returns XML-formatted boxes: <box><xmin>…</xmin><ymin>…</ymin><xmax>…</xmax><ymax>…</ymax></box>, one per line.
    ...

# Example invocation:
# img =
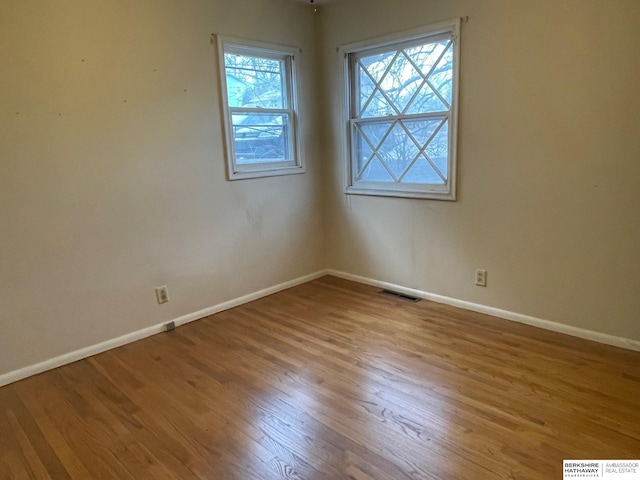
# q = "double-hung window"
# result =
<box><xmin>343</xmin><ymin>20</ymin><xmax>460</xmax><ymax>199</ymax></box>
<box><xmin>216</xmin><ymin>36</ymin><xmax>303</xmax><ymax>180</ymax></box>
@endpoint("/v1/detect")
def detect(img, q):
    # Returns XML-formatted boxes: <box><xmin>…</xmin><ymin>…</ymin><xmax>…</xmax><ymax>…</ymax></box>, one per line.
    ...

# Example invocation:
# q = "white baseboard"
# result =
<box><xmin>0</xmin><ymin>270</ymin><xmax>327</xmax><ymax>388</ymax></box>
<box><xmin>3</xmin><ymin>268</ymin><xmax>637</xmax><ymax>388</ymax></box>
<box><xmin>326</xmin><ymin>269</ymin><xmax>640</xmax><ymax>353</ymax></box>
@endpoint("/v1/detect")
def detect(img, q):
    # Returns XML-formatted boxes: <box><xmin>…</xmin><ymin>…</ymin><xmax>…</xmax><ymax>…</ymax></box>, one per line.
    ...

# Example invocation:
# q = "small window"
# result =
<box><xmin>216</xmin><ymin>36</ymin><xmax>303</xmax><ymax>180</ymax></box>
<box><xmin>342</xmin><ymin>20</ymin><xmax>460</xmax><ymax>199</ymax></box>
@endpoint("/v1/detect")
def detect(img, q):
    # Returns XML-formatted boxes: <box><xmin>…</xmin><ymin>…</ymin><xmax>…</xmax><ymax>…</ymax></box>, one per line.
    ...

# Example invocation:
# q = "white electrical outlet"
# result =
<box><xmin>155</xmin><ymin>286</ymin><xmax>169</xmax><ymax>304</ymax></box>
<box><xmin>475</xmin><ymin>269</ymin><xmax>487</xmax><ymax>287</ymax></box>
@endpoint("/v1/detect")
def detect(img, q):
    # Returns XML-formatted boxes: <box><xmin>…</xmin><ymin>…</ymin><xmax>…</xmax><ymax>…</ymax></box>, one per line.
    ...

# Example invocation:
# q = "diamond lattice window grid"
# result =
<box><xmin>343</xmin><ymin>20</ymin><xmax>460</xmax><ymax>200</ymax></box>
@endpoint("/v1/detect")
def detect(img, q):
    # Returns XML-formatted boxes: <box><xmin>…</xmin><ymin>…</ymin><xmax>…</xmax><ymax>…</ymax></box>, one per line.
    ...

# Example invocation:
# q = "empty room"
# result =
<box><xmin>1</xmin><ymin>0</ymin><xmax>639</xmax><ymax>479</ymax></box>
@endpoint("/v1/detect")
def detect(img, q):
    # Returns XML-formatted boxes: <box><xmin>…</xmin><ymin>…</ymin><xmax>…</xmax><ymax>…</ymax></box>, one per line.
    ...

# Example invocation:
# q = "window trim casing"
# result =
<box><xmin>339</xmin><ymin>19</ymin><xmax>460</xmax><ymax>200</ymax></box>
<box><xmin>216</xmin><ymin>35</ymin><xmax>304</xmax><ymax>180</ymax></box>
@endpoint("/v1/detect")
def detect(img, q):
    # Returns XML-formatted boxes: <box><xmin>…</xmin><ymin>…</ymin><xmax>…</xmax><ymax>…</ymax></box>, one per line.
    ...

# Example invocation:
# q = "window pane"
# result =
<box><xmin>357</xmin><ymin>120</ymin><xmax>421</xmax><ymax>181</ymax></box>
<box><xmin>405</xmin><ymin>40</ymin><xmax>450</xmax><ymax>79</ymax></box>
<box><xmin>376</xmin><ymin>122</ymin><xmax>419</xmax><ymax>179</ymax></box>
<box><xmin>357</xmin><ymin>39</ymin><xmax>453</xmax><ymax>118</ymax></box>
<box><xmin>224</xmin><ymin>53</ymin><xmax>285</xmax><ymax>109</ymax></box>
<box><xmin>403</xmin><ymin>159</ymin><xmax>442</xmax><ymax>184</ymax></box>
<box><xmin>402</xmin><ymin>118</ymin><xmax>442</xmax><ymax>146</ymax></box>
<box><xmin>382</xmin><ymin>52</ymin><xmax>422</xmax><ymax>113</ymax></box>
<box><xmin>355</xmin><ymin>134</ymin><xmax>375</xmax><ymax>178</ymax></box>
<box><xmin>232</xmin><ymin>113</ymin><xmax>289</xmax><ymax>164</ymax></box>
<box><xmin>425</xmin><ymin>119</ymin><xmax>448</xmax><ymax>178</ymax></box>
<box><xmin>360</xmin><ymin>158</ymin><xmax>393</xmax><ymax>181</ymax></box>
<box><xmin>359</xmin><ymin>51</ymin><xmax>395</xmax><ymax>83</ymax></box>
<box><xmin>404</xmin><ymin>83</ymin><xmax>447</xmax><ymax>115</ymax></box>
<box><xmin>403</xmin><ymin>118</ymin><xmax>448</xmax><ymax>183</ymax></box>
<box><xmin>359</xmin><ymin>51</ymin><xmax>422</xmax><ymax>117</ymax></box>
<box><xmin>355</xmin><ymin>123</ymin><xmax>392</xmax><ymax>181</ymax></box>
<box><xmin>360</xmin><ymin>89</ymin><xmax>396</xmax><ymax>118</ymax></box>
<box><xmin>354</xmin><ymin>117</ymin><xmax>449</xmax><ymax>184</ymax></box>
<box><xmin>429</xmin><ymin>43</ymin><xmax>453</xmax><ymax>106</ymax></box>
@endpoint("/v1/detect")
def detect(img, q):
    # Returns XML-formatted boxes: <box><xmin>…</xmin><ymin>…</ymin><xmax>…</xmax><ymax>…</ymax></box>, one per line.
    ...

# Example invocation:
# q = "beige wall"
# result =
<box><xmin>320</xmin><ymin>0</ymin><xmax>640</xmax><ymax>341</ymax></box>
<box><xmin>0</xmin><ymin>0</ymin><xmax>324</xmax><ymax>375</ymax></box>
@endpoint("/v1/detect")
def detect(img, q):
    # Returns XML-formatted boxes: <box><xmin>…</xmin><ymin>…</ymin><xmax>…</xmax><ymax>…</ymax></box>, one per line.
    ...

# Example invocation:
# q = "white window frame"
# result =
<box><xmin>216</xmin><ymin>35</ymin><xmax>304</xmax><ymax>180</ymax></box>
<box><xmin>340</xmin><ymin>19</ymin><xmax>460</xmax><ymax>200</ymax></box>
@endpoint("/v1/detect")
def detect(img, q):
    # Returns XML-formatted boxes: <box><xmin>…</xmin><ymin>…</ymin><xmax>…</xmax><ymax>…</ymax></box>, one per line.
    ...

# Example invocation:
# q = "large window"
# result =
<box><xmin>343</xmin><ymin>20</ymin><xmax>460</xmax><ymax>199</ymax></box>
<box><xmin>216</xmin><ymin>36</ymin><xmax>303</xmax><ymax>180</ymax></box>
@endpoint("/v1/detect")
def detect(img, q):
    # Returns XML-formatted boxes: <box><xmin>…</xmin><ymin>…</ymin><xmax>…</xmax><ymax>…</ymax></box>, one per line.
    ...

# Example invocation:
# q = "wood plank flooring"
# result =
<box><xmin>1</xmin><ymin>276</ymin><xmax>639</xmax><ymax>479</ymax></box>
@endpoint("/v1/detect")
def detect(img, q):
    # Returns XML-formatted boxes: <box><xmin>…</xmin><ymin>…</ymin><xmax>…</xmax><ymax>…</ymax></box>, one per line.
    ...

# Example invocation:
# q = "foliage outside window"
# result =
<box><xmin>216</xmin><ymin>36</ymin><xmax>303</xmax><ymax>180</ymax></box>
<box><xmin>343</xmin><ymin>20</ymin><xmax>460</xmax><ymax>199</ymax></box>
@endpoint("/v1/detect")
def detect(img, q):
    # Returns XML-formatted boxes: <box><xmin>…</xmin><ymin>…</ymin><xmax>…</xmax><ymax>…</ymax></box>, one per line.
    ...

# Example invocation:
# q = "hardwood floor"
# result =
<box><xmin>1</xmin><ymin>276</ymin><xmax>639</xmax><ymax>479</ymax></box>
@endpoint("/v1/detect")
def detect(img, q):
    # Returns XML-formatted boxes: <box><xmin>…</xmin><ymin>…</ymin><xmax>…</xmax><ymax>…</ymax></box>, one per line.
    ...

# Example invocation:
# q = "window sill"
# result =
<box><xmin>228</xmin><ymin>165</ymin><xmax>306</xmax><ymax>181</ymax></box>
<box><xmin>345</xmin><ymin>185</ymin><xmax>456</xmax><ymax>201</ymax></box>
